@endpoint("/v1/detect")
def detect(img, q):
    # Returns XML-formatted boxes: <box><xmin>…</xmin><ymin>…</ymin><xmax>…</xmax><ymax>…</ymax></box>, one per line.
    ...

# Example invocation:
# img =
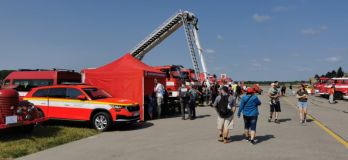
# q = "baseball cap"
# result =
<box><xmin>247</xmin><ymin>87</ymin><xmax>254</xmax><ymax>93</ymax></box>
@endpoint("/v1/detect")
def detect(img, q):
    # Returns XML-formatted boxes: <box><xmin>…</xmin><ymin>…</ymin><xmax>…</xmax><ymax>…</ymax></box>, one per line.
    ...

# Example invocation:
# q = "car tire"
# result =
<box><xmin>92</xmin><ymin>112</ymin><xmax>112</xmax><ymax>132</ymax></box>
<box><xmin>334</xmin><ymin>92</ymin><xmax>343</xmax><ymax>100</ymax></box>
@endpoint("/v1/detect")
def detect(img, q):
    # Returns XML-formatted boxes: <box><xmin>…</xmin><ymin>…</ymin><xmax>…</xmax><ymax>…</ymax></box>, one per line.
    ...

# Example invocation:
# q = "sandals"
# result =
<box><xmin>218</xmin><ymin>134</ymin><xmax>223</xmax><ymax>142</ymax></box>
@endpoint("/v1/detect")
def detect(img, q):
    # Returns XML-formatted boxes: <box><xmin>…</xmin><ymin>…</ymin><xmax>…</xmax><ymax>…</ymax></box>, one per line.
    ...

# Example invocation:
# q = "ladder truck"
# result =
<box><xmin>129</xmin><ymin>10</ymin><xmax>210</xmax><ymax>87</ymax></box>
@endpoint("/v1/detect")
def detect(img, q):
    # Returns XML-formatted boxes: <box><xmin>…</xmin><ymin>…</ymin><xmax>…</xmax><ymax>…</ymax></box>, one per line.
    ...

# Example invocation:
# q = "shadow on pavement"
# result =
<box><xmin>256</xmin><ymin>134</ymin><xmax>275</xmax><ymax>143</ymax></box>
<box><xmin>278</xmin><ymin>118</ymin><xmax>292</xmax><ymax>123</ymax></box>
<box><xmin>306</xmin><ymin>119</ymin><xmax>314</xmax><ymax>122</ymax></box>
<box><xmin>111</xmin><ymin>122</ymin><xmax>154</xmax><ymax>132</ymax></box>
<box><xmin>229</xmin><ymin>135</ymin><xmax>245</xmax><ymax>142</ymax></box>
<box><xmin>195</xmin><ymin>114</ymin><xmax>211</xmax><ymax>119</ymax></box>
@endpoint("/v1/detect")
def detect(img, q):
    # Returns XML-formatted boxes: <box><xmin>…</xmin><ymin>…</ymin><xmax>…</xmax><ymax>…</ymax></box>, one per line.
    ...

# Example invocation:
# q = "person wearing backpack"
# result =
<box><xmin>237</xmin><ymin>88</ymin><xmax>262</xmax><ymax>145</ymax></box>
<box><xmin>178</xmin><ymin>83</ymin><xmax>189</xmax><ymax>120</ymax></box>
<box><xmin>213</xmin><ymin>86</ymin><xmax>236</xmax><ymax>144</ymax></box>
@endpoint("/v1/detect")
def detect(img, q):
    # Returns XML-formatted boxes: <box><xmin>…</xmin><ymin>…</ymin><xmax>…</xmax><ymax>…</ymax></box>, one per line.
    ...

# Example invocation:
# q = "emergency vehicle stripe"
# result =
<box><xmin>27</xmin><ymin>99</ymin><xmax>111</xmax><ymax>110</ymax></box>
<box><xmin>24</xmin><ymin>97</ymin><xmax>137</xmax><ymax>106</ymax></box>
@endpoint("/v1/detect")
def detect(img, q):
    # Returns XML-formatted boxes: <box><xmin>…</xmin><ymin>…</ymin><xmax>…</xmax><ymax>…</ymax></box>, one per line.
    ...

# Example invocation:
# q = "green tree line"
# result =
<box><xmin>0</xmin><ymin>70</ymin><xmax>14</xmax><ymax>80</ymax></box>
<box><xmin>314</xmin><ymin>66</ymin><xmax>345</xmax><ymax>79</ymax></box>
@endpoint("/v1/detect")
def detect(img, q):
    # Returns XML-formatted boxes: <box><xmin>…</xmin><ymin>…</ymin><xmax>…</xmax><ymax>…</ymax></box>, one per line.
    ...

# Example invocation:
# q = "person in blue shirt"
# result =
<box><xmin>237</xmin><ymin>87</ymin><xmax>262</xmax><ymax>145</ymax></box>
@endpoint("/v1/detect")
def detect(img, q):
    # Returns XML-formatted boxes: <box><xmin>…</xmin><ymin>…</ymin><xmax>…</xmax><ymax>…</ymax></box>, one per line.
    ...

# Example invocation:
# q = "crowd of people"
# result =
<box><xmin>146</xmin><ymin>78</ymin><xmax>316</xmax><ymax>145</ymax></box>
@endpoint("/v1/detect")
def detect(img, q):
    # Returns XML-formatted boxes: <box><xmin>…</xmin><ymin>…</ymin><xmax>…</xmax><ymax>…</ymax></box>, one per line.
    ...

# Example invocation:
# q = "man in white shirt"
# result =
<box><xmin>154</xmin><ymin>78</ymin><xmax>165</xmax><ymax>118</ymax></box>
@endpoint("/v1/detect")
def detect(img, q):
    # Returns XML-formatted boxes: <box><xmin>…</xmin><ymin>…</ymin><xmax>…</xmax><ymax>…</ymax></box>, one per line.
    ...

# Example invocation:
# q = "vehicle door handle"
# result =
<box><xmin>64</xmin><ymin>104</ymin><xmax>70</xmax><ymax>106</ymax></box>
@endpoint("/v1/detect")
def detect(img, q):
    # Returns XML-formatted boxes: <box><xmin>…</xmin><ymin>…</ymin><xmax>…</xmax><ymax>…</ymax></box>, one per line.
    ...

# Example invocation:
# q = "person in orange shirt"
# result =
<box><xmin>328</xmin><ymin>85</ymin><xmax>337</xmax><ymax>104</ymax></box>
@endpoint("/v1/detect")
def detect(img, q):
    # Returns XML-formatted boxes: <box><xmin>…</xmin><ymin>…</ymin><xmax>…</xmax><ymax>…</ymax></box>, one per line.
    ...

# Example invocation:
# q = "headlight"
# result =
<box><xmin>111</xmin><ymin>105</ymin><xmax>125</xmax><ymax>109</ymax></box>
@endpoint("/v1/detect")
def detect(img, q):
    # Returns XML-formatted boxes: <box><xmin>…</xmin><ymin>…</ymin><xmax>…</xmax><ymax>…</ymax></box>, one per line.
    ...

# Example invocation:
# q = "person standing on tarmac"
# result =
<box><xmin>268</xmin><ymin>83</ymin><xmax>281</xmax><ymax>123</ymax></box>
<box><xmin>235</xmin><ymin>82</ymin><xmax>242</xmax><ymax>107</ymax></box>
<box><xmin>154</xmin><ymin>78</ymin><xmax>165</xmax><ymax>118</ymax></box>
<box><xmin>210</xmin><ymin>82</ymin><xmax>219</xmax><ymax>106</ymax></box>
<box><xmin>296</xmin><ymin>84</ymin><xmax>309</xmax><ymax>125</ymax></box>
<box><xmin>237</xmin><ymin>88</ymin><xmax>261</xmax><ymax>145</ymax></box>
<box><xmin>328</xmin><ymin>84</ymin><xmax>337</xmax><ymax>104</ymax></box>
<box><xmin>188</xmin><ymin>85</ymin><xmax>199</xmax><ymax>120</ymax></box>
<box><xmin>213</xmin><ymin>86</ymin><xmax>236</xmax><ymax>144</ymax></box>
<box><xmin>178</xmin><ymin>83</ymin><xmax>189</xmax><ymax>120</ymax></box>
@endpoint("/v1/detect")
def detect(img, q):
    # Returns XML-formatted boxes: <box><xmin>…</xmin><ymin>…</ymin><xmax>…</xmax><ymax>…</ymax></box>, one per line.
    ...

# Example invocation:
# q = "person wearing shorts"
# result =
<box><xmin>268</xmin><ymin>83</ymin><xmax>281</xmax><ymax>123</ymax></box>
<box><xmin>213</xmin><ymin>86</ymin><xmax>236</xmax><ymax>143</ymax></box>
<box><xmin>296</xmin><ymin>84</ymin><xmax>309</xmax><ymax>125</ymax></box>
<box><xmin>238</xmin><ymin>88</ymin><xmax>261</xmax><ymax>145</ymax></box>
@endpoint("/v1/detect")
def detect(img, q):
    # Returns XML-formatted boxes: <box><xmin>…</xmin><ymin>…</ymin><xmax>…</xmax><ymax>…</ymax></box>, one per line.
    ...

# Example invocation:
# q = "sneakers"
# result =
<box><xmin>218</xmin><ymin>134</ymin><xmax>223</xmax><ymax>142</ymax></box>
<box><xmin>250</xmin><ymin>139</ymin><xmax>257</xmax><ymax>145</ymax></box>
<box><xmin>268</xmin><ymin>118</ymin><xmax>272</xmax><ymax>122</ymax></box>
<box><xmin>274</xmin><ymin>119</ymin><xmax>280</xmax><ymax>124</ymax></box>
<box><xmin>223</xmin><ymin>137</ymin><xmax>229</xmax><ymax>144</ymax></box>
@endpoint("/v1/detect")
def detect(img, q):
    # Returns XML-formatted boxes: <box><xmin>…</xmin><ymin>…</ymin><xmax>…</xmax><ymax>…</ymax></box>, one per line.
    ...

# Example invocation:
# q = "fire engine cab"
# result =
<box><xmin>181</xmin><ymin>68</ymin><xmax>200</xmax><ymax>87</ymax></box>
<box><xmin>154</xmin><ymin>65</ymin><xmax>184</xmax><ymax>98</ymax></box>
<box><xmin>324</xmin><ymin>77</ymin><xmax>348</xmax><ymax>100</ymax></box>
<box><xmin>314</xmin><ymin>77</ymin><xmax>331</xmax><ymax>95</ymax></box>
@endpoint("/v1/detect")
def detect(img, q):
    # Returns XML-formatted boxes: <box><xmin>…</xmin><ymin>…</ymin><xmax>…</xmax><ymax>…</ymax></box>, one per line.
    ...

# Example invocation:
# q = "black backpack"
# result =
<box><xmin>217</xmin><ymin>95</ymin><xmax>230</xmax><ymax>118</ymax></box>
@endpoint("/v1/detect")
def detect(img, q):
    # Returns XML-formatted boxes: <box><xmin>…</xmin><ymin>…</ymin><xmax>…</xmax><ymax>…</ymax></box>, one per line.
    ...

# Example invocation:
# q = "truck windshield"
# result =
<box><xmin>82</xmin><ymin>88</ymin><xmax>112</xmax><ymax>100</ymax></box>
<box><xmin>180</xmin><ymin>72</ymin><xmax>189</xmax><ymax>80</ymax></box>
<box><xmin>170</xmin><ymin>66</ymin><xmax>183</xmax><ymax>79</ymax></box>
<box><xmin>190</xmin><ymin>72</ymin><xmax>198</xmax><ymax>81</ymax></box>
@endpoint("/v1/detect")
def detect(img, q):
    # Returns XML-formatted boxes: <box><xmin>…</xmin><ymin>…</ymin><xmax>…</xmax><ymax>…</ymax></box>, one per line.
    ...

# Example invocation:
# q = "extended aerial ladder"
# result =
<box><xmin>129</xmin><ymin>10</ymin><xmax>210</xmax><ymax>85</ymax></box>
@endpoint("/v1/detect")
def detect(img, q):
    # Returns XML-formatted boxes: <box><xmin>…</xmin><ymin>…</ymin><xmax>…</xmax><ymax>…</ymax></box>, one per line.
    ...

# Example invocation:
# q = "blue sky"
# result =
<box><xmin>0</xmin><ymin>0</ymin><xmax>347</xmax><ymax>81</ymax></box>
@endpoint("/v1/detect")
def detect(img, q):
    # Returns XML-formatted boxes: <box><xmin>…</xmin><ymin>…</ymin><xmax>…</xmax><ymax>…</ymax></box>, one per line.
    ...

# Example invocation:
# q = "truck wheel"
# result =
<box><xmin>334</xmin><ymin>92</ymin><xmax>343</xmax><ymax>100</ymax></box>
<box><xmin>92</xmin><ymin>112</ymin><xmax>112</xmax><ymax>132</ymax></box>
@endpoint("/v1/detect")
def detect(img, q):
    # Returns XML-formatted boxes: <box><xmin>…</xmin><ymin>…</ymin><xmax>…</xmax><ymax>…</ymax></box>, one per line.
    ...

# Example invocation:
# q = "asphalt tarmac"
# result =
<box><xmin>18</xmin><ymin>87</ymin><xmax>348</xmax><ymax>160</ymax></box>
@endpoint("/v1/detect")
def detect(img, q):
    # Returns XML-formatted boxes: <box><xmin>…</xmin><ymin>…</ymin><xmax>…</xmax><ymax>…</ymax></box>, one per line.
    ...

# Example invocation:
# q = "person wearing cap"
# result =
<box><xmin>268</xmin><ymin>83</ymin><xmax>281</xmax><ymax>123</ymax></box>
<box><xmin>237</xmin><ymin>87</ymin><xmax>261</xmax><ymax>145</ymax></box>
<box><xmin>213</xmin><ymin>86</ymin><xmax>236</xmax><ymax>143</ymax></box>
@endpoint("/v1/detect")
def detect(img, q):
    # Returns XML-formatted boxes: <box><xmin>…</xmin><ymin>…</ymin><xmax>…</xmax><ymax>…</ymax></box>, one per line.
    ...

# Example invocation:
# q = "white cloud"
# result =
<box><xmin>301</xmin><ymin>25</ymin><xmax>328</xmax><ymax>35</ymax></box>
<box><xmin>205</xmin><ymin>49</ymin><xmax>216</xmax><ymax>54</ymax></box>
<box><xmin>217</xmin><ymin>35</ymin><xmax>224</xmax><ymax>41</ymax></box>
<box><xmin>272</xmin><ymin>6</ymin><xmax>296</xmax><ymax>12</ymax></box>
<box><xmin>252</xmin><ymin>14</ymin><xmax>271</xmax><ymax>23</ymax></box>
<box><xmin>263</xmin><ymin>58</ymin><xmax>271</xmax><ymax>62</ymax></box>
<box><xmin>325</xmin><ymin>56</ymin><xmax>341</xmax><ymax>62</ymax></box>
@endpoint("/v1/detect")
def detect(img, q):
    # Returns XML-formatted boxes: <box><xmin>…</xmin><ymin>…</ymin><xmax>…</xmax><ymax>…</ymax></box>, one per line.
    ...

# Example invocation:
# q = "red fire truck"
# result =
<box><xmin>199</xmin><ymin>73</ymin><xmax>216</xmax><ymax>85</ymax></box>
<box><xmin>181</xmin><ymin>68</ymin><xmax>200</xmax><ymax>87</ymax></box>
<box><xmin>154</xmin><ymin>65</ymin><xmax>184</xmax><ymax>98</ymax></box>
<box><xmin>314</xmin><ymin>77</ymin><xmax>331</xmax><ymax>95</ymax></box>
<box><xmin>217</xmin><ymin>74</ymin><xmax>233</xmax><ymax>86</ymax></box>
<box><xmin>324</xmin><ymin>77</ymin><xmax>348</xmax><ymax>100</ymax></box>
<box><xmin>1</xmin><ymin>69</ymin><xmax>81</xmax><ymax>99</ymax></box>
<box><xmin>0</xmin><ymin>89</ymin><xmax>45</xmax><ymax>131</ymax></box>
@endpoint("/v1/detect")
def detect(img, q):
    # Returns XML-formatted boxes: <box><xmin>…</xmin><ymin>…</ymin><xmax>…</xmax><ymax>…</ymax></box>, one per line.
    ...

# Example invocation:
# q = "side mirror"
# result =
<box><xmin>77</xmin><ymin>95</ymin><xmax>87</xmax><ymax>100</ymax></box>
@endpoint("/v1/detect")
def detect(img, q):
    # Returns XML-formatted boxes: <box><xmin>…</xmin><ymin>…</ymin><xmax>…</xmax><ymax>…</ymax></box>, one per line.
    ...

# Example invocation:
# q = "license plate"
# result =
<box><xmin>5</xmin><ymin>115</ymin><xmax>18</xmax><ymax>125</ymax></box>
<box><xmin>133</xmin><ymin>111</ymin><xmax>140</xmax><ymax>116</ymax></box>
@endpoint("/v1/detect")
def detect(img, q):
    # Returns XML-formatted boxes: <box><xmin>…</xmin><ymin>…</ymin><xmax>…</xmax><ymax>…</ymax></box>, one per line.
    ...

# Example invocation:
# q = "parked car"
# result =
<box><xmin>24</xmin><ymin>84</ymin><xmax>140</xmax><ymax>131</ymax></box>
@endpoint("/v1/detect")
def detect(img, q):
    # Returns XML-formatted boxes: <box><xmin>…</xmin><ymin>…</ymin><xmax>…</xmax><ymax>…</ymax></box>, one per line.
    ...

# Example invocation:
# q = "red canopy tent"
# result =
<box><xmin>82</xmin><ymin>53</ymin><xmax>166</xmax><ymax>121</ymax></box>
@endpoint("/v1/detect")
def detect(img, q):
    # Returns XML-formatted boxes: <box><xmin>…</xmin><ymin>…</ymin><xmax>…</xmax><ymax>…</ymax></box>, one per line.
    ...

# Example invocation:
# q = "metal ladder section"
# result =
<box><xmin>182</xmin><ymin>14</ymin><xmax>201</xmax><ymax>80</ymax></box>
<box><xmin>130</xmin><ymin>11</ymin><xmax>184</xmax><ymax>60</ymax></box>
<box><xmin>129</xmin><ymin>10</ymin><xmax>205</xmax><ymax>81</ymax></box>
